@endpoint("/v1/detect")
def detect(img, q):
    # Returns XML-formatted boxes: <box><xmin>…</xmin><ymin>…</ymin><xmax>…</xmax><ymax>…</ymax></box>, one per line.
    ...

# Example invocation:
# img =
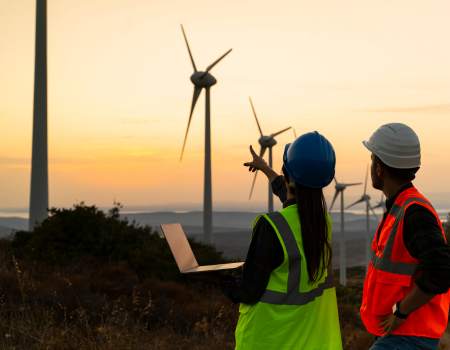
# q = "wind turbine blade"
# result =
<box><xmin>180</xmin><ymin>87</ymin><xmax>202</xmax><ymax>161</ymax></box>
<box><xmin>180</xmin><ymin>25</ymin><xmax>197</xmax><ymax>72</ymax></box>
<box><xmin>293</xmin><ymin>128</ymin><xmax>297</xmax><ymax>138</ymax></box>
<box><xmin>346</xmin><ymin>197</ymin><xmax>365</xmax><ymax>210</ymax></box>
<box><xmin>249</xmin><ymin>171</ymin><xmax>258</xmax><ymax>200</ymax></box>
<box><xmin>343</xmin><ymin>182</ymin><xmax>363</xmax><ymax>187</ymax></box>
<box><xmin>373</xmin><ymin>194</ymin><xmax>385</xmax><ymax>209</ymax></box>
<box><xmin>249</xmin><ymin>97</ymin><xmax>263</xmax><ymax>136</ymax></box>
<box><xmin>364</xmin><ymin>164</ymin><xmax>369</xmax><ymax>195</ymax></box>
<box><xmin>205</xmin><ymin>48</ymin><xmax>232</xmax><ymax>73</ymax></box>
<box><xmin>271</xmin><ymin>126</ymin><xmax>292</xmax><ymax>138</ymax></box>
<box><xmin>334</xmin><ymin>176</ymin><xmax>338</xmax><ymax>185</ymax></box>
<box><xmin>329</xmin><ymin>191</ymin><xmax>339</xmax><ymax>211</ymax></box>
<box><xmin>369</xmin><ymin>204</ymin><xmax>378</xmax><ymax>220</ymax></box>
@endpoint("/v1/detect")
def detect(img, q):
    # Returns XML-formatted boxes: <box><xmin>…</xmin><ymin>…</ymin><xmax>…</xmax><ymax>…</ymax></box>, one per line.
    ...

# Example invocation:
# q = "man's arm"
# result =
<box><xmin>381</xmin><ymin>284</ymin><xmax>435</xmax><ymax>334</ymax></box>
<box><xmin>397</xmin><ymin>284</ymin><xmax>435</xmax><ymax>315</ymax></box>
<box><xmin>403</xmin><ymin>204</ymin><xmax>450</xmax><ymax>295</ymax></box>
<box><xmin>381</xmin><ymin>204</ymin><xmax>450</xmax><ymax>333</ymax></box>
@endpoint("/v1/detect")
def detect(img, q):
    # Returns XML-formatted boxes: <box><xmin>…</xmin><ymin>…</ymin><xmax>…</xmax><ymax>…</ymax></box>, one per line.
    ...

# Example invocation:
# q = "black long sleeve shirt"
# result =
<box><xmin>224</xmin><ymin>176</ymin><xmax>450</xmax><ymax>304</ymax></box>
<box><xmin>378</xmin><ymin>182</ymin><xmax>450</xmax><ymax>294</ymax></box>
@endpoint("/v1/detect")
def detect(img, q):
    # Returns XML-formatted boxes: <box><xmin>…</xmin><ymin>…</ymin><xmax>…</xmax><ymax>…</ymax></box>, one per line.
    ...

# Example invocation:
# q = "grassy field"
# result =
<box><xmin>2</xmin><ymin>242</ymin><xmax>444</xmax><ymax>350</ymax></box>
<box><xmin>0</xmin><ymin>205</ymin><xmax>447</xmax><ymax>350</ymax></box>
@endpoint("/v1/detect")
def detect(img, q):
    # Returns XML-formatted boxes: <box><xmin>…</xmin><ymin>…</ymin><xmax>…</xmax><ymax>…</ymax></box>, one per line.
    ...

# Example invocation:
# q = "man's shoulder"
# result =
<box><xmin>404</xmin><ymin>203</ymin><xmax>438</xmax><ymax>222</ymax></box>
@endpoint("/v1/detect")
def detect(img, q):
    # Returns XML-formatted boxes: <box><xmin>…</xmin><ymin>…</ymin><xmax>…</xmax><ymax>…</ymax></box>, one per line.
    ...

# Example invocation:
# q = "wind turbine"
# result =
<box><xmin>179</xmin><ymin>25</ymin><xmax>232</xmax><ymax>244</ymax></box>
<box><xmin>29</xmin><ymin>0</ymin><xmax>49</xmax><ymax>230</ymax></box>
<box><xmin>346</xmin><ymin>165</ymin><xmax>377</xmax><ymax>269</ymax></box>
<box><xmin>372</xmin><ymin>193</ymin><xmax>385</xmax><ymax>213</ymax></box>
<box><xmin>248</xmin><ymin>97</ymin><xmax>291</xmax><ymax>212</ymax></box>
<box><xmin>329</xmin><ymin>177</ymin><xmax>362</xmax><ymax>286</ymax></box>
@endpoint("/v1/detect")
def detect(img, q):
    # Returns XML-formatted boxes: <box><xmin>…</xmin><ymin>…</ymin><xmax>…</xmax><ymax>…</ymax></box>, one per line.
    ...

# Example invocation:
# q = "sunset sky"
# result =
<box><xmin>1</xmin><ymin>0</ymin><xmax>450</xmax><ymax>212</ymax></box>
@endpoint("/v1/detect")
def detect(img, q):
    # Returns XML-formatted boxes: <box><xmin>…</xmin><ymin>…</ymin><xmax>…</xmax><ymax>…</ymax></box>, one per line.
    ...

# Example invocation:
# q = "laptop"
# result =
<box><xmin>160</xmin><ymin>223</ymin><xmax>244</xmax><ymax>273</ymax></box>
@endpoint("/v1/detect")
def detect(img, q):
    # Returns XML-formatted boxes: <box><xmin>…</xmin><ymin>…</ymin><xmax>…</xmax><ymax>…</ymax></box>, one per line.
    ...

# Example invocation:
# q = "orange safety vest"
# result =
<box><xmin>360</xmin><ymin>186</ymin><xmax>450</xmax><ymax>338</ymax></box>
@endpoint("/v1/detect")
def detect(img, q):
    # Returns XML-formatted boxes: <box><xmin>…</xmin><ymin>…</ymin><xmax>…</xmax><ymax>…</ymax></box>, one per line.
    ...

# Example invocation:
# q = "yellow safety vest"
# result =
<box><xmin>235</xmin><ymin>204</ymin><xmax>342</xmax><ymax>350</ymax></box>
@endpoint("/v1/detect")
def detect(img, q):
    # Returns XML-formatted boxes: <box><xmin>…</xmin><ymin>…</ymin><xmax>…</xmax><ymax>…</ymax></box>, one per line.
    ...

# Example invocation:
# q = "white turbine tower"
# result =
<box><xmin>248</xmin><ymin>97</ymin><xmax>291</xmax><ymax>212</ymax></box>
<box><xmin>346</xmin><ymin>165</ymin><xmax>377</xmax><ymax>269</ymax></box>
<box><xmin>179</xmin><ymin>25</ymin><xmax>232</xmax><ymax>244</ymax></box>
<box><xmin>29</xmin><ymin>0</ymin><xmax>49</xmax><ymax>230</ymax></box>
<box><xmin>329</xmin><ymin>177</ymin><xmax>362</xmax><ymax>286</ymax></box>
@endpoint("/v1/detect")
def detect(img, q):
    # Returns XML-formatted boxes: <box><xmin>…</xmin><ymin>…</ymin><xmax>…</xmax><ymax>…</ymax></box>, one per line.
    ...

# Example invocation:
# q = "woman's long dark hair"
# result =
<box><xmin>283</xmin><ymin>167</ymin><xmax>332</xmax><ymax>283</ymax></box>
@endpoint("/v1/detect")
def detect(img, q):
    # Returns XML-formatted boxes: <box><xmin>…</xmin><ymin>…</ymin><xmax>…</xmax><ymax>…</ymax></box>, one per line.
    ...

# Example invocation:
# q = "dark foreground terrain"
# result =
<box><xmin>0</xmin><ymin>204</ymin><xmax>447</xmax><ymax>349</ymax></box>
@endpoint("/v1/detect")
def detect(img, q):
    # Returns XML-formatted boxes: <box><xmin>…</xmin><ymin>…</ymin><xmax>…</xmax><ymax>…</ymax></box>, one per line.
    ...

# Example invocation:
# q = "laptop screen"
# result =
<box><xmin>160</xmin><ymin>223</ymin><xmax>199</xmax><ymax>272</ymax></box>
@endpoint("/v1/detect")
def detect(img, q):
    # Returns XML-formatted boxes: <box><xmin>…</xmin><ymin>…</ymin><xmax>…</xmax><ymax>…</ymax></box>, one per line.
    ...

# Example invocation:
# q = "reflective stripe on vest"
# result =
<box><xmin>370</xmin><ymin>197</ymin><xmax>431</xmax><ymax>275</ymax></box>
<box><xmin>259</xmin><ymin>211</ymin><xmax>334</xmax><ymax>305</ymax></box>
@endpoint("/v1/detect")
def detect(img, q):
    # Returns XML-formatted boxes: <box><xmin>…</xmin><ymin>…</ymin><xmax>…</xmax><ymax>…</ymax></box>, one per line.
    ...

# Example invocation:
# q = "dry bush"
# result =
<box><xmin>0</xmin><ymin>247</ymin><xmax>448</xmax><ymax>350</ymax></box>
<box><xmin>3</xmin><ymin>247</ymin><xmax>446</xmax><ymax>350</ymax></box>
<box><xmin>0</xmin><ymin>241</ymin><xmax>237</xmax><ymax>349</ymax></box>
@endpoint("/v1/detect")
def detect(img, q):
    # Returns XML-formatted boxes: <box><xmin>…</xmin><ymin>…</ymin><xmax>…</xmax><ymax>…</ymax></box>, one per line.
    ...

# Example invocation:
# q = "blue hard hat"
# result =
<box><xmin>283</xmin><ymin>131</ymin><xmax>336</xmax><ymax>188</ymax></box>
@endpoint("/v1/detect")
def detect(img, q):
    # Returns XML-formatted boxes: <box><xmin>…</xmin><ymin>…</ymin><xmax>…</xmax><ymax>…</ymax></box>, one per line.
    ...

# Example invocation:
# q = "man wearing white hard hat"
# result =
<box><xmin>360</xmin><ymin>123</ymin><xmax>450</xmax><ymax>350</ymax></box>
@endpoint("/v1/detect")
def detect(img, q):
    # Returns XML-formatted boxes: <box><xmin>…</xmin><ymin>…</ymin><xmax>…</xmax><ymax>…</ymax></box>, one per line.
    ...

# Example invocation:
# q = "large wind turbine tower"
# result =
<box><xmin>179</xmin><ymin>25</ymin><xmax>232</xmax><ymax>244</ymax></box>
<box><xmin>29</xmin><ymin>0</ymin><xmax>49</xmax><ymax>230</ymax></box>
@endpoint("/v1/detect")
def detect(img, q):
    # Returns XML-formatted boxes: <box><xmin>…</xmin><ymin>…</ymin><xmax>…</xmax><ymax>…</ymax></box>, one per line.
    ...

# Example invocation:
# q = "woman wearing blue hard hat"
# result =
<box><xmin>223</xmin><ymin>131</ymin><xmax>342</xmax><ymax>349</ymax></box>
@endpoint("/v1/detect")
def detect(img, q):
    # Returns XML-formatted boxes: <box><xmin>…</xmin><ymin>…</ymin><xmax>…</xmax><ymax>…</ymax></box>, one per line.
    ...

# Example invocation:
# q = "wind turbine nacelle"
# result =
<box><xmin>259</xmin><ymin>135</ymin><xmax>277</xmax><ymax>147</ymax></box>
<box><xmin>190</xmin><ymin>72</ymin><xmax>217</xmax><ymax>87</ymax></box>
<box><xmin>336</xmin><ymin>184</ymin><xmax>346</xmax><ymax>191</ymax></box>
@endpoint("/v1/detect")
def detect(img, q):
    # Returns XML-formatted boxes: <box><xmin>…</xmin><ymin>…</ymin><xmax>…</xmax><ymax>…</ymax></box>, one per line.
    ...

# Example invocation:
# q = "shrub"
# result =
<box><xmin>12</xmin><ymin>203</ymin><xmax>224</xmax><ymax>280</ymax></box>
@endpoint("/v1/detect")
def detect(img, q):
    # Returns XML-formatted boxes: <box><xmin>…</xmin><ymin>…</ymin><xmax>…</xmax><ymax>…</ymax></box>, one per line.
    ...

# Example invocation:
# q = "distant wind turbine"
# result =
<box><xmin>179</xmin><ymin>25</ymin><xmax>232</xmax><ymax>244</ymax></box>
<box><xmin>346</xmin><ymin>165</ymin><xmax>377</xmax><ymax>269</ymax></box>
<box><xmin>29</xmin><ymin>0</ymin><xmax>49</xmax><ymax>230</ymax></box>
<box><xmin>372</xmin><ymin>193</ymin><xmax>385</xmax><ymax>212</ymax></box>
<box><xmin>329</xmin><ymin>177</ymin><xmax>362</xmax><ymax>286</ymax></box>
<box><xmin>248</xmin><ymin>97</ymin><xmax>291</xmax><ymax>212</ymax></box>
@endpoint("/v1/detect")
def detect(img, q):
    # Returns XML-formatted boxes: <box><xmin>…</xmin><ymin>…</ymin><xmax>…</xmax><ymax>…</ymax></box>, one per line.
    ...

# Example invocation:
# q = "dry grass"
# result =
<box><xmin>0</xmin><ymin>240</ymin><xmax>448</xmax><ymax>349</ymax></box>
<box><xmin>0</xmin><ymin>239</ymin><xmax>236</xmax><ymax>349</ymax></box>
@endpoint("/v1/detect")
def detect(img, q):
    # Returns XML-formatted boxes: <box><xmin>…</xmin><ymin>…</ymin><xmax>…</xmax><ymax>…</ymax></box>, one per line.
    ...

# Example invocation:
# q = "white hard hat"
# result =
<box><xmin>363</xmin><ymin>123</ymin><xmax>421</xmax><ymax>169</ymax></box>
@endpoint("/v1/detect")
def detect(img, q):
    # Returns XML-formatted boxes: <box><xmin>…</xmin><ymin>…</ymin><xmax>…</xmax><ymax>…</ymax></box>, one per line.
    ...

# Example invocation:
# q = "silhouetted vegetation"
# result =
<box><xmin>0</xmin><ymin>240</ymin><xmax>236</xmax><ymax>349</ymax></box>
<box><xmin>12</xmin><ymin>203</ymin><xmax>224</xmax><ymax>280</ymax></box>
